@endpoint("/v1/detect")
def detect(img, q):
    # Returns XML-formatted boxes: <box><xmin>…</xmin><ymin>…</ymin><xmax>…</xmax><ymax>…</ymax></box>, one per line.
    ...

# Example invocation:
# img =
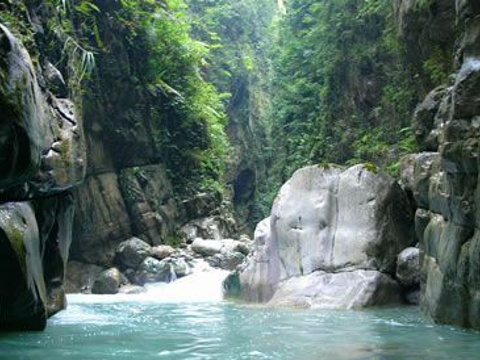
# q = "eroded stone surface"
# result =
<box><xmin>232</xmin><ymin>164</ymin><xmax>414</xmax><ymax>308</ymax></box>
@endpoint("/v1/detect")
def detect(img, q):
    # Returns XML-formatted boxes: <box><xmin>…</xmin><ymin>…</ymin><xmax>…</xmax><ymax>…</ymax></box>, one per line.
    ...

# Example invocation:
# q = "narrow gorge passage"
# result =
<box><xmin>1</xmin><ymin>0</ymin><xmax>480</xmax><ymax>359</ymax></box>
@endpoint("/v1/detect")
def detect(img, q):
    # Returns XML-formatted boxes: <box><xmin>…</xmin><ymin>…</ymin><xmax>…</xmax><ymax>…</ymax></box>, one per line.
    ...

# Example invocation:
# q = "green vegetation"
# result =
<box><xmin>0</xmin><ymin>0</ymin><xmax>434</xmax><ymax>228</ymax></box>
<box><xmin>248</xmin><ymin>0</ymin><xmax>420</xmax><ymax>215</ymax></box>
<box><xmin>44</xmin><ymin>0</ymin><xmax>231</xmax><ymax>197</ymax></box>
<box><xmin>186</xmin><ymin>0</ymin><xmax>277</xmax><ymax>226</ymax></box>
<box><xmin>9</xmin><ymin>227</ymin><xmax>27</xmax><ymax>274</ymax></box>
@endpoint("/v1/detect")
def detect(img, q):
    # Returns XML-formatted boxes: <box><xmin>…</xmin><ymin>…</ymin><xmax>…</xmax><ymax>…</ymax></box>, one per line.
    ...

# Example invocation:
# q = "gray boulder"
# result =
<box><xmin>191</xmin><ymin>238</ymin><xmax>223</xmax><ymax>256</ymax></box>
<box><xmin>191</xmin><ymin>238</ymin><xmax>250</xmax><ymax>257</ymax></box>
<box><xmin>0</xmin><ymin>202</ymin><xmax>48</xmax><ymax>330</ymax></box>
<box><xmin>232</xmin><ymin>164</ymin><xmax>415</xmax><ymax>308</ymax></box>
<box><xmin>180</xmin><ymin>215</ymin><xmax>235</xmax><ymax>243</ymax></box>
<box><xmin>91</xmin><ymin>268</ymin><xmax>127</xmax><ymax>294</ymax></box>
<box><xmin>150</xmin><ymin>245</ymin><xmax>175</xmax><ymax>260</ymax></box>
<box><xmin>115</xmin><ymin>237</ymin><xmax>152</xmax><ymax>270</ymax></box>
<box><xmin>171</xmin><ymin>257</ymin><xmax>190</xmax><ymax>278</ymax></box>
<box><xmin>396</xmin><ymin>247</ymin><xmax>420</xmax><ymax>288</ymax></box>
<box><xmin>268</xmin><ymin>270</ymin><xmax>401</xmax><ymax>309</ymax></box>
<box><xmin>134</xmin><ymin>257</ymin><xmax>172</xmax><ymax>285</ymax></box>
<box><xmin>207</xmin><ymin>252</ymin><xmax>246</xmax><ymax>271</ymax></box>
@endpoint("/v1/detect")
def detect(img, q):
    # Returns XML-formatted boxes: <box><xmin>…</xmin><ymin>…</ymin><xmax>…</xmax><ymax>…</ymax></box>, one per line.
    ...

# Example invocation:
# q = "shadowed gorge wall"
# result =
<box><xmin>1</xmin><ymin>0</ymin><xmax>480</xmax><ymax>332</ymax></box>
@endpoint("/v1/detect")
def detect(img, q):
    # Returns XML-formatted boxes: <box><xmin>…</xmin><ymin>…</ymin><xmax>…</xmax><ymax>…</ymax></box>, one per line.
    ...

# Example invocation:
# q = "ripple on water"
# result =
<box><xmin>2</xmin><ymin>301</ymin><xmax>480</xmax><ymax>360</ymax></box>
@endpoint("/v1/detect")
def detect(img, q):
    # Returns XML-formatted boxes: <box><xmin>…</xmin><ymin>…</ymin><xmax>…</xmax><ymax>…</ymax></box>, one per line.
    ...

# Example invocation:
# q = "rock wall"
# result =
<box><xmin>400</xmin><ymin>0</ymin><xmax>480</xmax><ymax>328</ymax></box>
<box><xmin>228</xmin><ymin>164</ymin><xmax>416</xmax><ymax>308</ymax></box>
<box><xmin>66</xmin><ymin>0</ymin><xmax>240</xmax><ymax>268</ymax></box>
<box><xmin>0</xmin><ymin>21</ymin><xmax>85</xmax><ymax>330</ymax></box>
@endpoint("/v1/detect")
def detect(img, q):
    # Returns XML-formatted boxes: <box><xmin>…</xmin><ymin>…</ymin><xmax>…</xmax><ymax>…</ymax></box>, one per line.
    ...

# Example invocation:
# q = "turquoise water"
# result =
<box><xmin>1</xmin><ymin>296</ymin><xmax>480</xmax><ymax>360</ymax></box>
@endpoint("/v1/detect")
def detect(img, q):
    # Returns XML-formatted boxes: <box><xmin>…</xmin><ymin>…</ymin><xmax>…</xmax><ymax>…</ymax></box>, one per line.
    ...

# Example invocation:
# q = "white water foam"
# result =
<box><xmin>67</xmin><ymin>260</ymin><xmax>230</xmax><ymax>305</ymax></box>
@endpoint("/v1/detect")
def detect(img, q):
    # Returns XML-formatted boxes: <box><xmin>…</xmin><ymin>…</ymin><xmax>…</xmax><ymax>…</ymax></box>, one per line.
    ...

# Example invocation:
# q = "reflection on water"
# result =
<box><xmin>1</xmin><ymin>297</ymin><xmax>480</xmax><ymax>360</ymax></box>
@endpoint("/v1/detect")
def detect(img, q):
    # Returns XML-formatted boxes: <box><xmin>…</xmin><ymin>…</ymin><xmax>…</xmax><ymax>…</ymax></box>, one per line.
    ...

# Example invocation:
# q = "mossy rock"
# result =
<box><xmin>0</xmin><ymin>202</ymin><xmax>48</xmax><ymax>331</ymax></box>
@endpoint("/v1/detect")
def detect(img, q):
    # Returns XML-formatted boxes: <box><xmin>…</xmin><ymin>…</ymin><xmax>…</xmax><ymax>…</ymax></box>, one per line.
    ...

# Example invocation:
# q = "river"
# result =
<box><xmin>1</xmin><ymin>267</ymin><xmax>479</xmax><ymax>359</ymax></box>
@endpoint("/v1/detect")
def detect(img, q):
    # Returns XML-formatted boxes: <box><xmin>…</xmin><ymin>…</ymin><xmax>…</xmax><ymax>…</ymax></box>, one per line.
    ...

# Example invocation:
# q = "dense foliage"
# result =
<box><xmin>253</xmin><ymin>0</ymin><xmax>421</xmax><ymax>214</ymax></box>
<box><xmin>0</xmin><ymin>0</ymin><xmax>446</xmax><ymax>228</ymax></box>
<box><xmin>186</xmin><ymin>0</ymin><xmax>276</xmax><ymax>227</ymax></box>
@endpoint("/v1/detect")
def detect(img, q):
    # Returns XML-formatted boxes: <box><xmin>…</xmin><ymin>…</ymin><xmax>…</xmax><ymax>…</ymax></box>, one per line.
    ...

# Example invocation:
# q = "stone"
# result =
<box><xmin>191</xmin><ymin>238</ymin><xmax>250</xmax><ymax>264</ymax></box>
<box><xmin>412</xmin><ymin>152</ymin><xmax>439</xmax><ymax>209</ymax></box>
<box><xmin>412</xmin><ymin>86</ymin><xmax>447</xmax><ymax>150</ymax></box>
<box><xmin>150</xmin><ymin>245</ymin><xmax>175</xmax><ymax>260</ymax></box>
<box><xmin>238</xmin><ymin>234</ymin><xmax>251</xmax><ymax>243</ymax></box>
<box><xmin>0</xmin><ymin>24</ymin><xmax>44</xmax><ymax>191</ymax></box>
<box><xmin>115</xmin><ymin>237</ymin><xmax>152</xmax><ymax>270</ymax></box>
<box><xmin>134</xmin><ymin>257</ymin><xmax>173</xmax><ymax>285</ymax></box>
<box><xmin>207</xmin><ymin>252</ymin><xmax>246</xmax><ymax>271</ymax></box>
<box><xmin>0</xmin><ymin>202</ymin><xmax>47</xmax><ymax>330</ymax></box>
<box><xmin>268</xmin><ymin>270</ymin><xmax>402</xmax><ymax>309</ymax></box>
<box><xmin>405</xmin><ymin>289</ymin><xmax>420</xmax><ymax>305</ymax></box>
<box><xmin>35</xmin><ymin>195</ymin><xmax>76</xmax><ymax>317</ymax></box>
<box><xmin>171</xmin><ymin>257</ymin><xmax>190</xmax><ymax>278</ymax></box>
<box><xmin>235</xmin><ymin>242</ymin><xmax>250</xmax><ymax>256</ymax></box>
<box><xmin>181</xmin><ymin>191</ymin><xmax>221</xmax><ymax>219</ymax></box>
<box><xmin>43</xmin><ymin>61</ymin><xmax>67</xmax><ymax>97</ymax></box>
<box><xmin>91</xmin><ymin>268</ymin><xmax>127</xmax><ymax>295</ymax></box>
<box><xmin>181</xmin><ymin>216</ymin><xmax>234</xmax><ymax>242</ymax></box>
<box><xmin>223</xmin><ymin>272</ymin><xmax>242</xmax><ymax>298</ymax></box>
<box><xmin>233</xmin><ymin>164</ymin><xmax>415</xmax><ymax>307</ymax></box>
<box><xmin>396</xmin><ymin>247</ymin><xmax>420</xmax><ymax>288</ymax></box>
<box><xmin>191</xmin><ymin>238</ymin><xmax>223</xmax><ymax>256</ymax></box>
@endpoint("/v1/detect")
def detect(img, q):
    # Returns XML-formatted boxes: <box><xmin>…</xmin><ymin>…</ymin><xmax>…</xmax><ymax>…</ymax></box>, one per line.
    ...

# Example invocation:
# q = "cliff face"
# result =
<box><xmin>0</xmin><ymin>0</ymin><xmax>236</xmax><ymax>328</ymax></box>
<box><xmin>399</xmin><ymin>0</ymin><xmax>480</xmax><ymax>328</ymax></box>
<box><xmin>68</xmin><ymin>4</ymin><xmax>180</xmax><ymax>266</ymax></box>
<box><xmin>0</xmin><ymin>17</ymin><xmax>85</xmax><ymax>330</ymax></box>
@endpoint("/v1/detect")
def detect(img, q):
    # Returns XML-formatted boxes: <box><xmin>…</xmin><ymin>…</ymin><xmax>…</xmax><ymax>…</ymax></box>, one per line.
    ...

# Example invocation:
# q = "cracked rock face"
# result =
<box><xmin>404</xmin><ymin>1</ymin><xmax>480</xmax><ymax>329</ymax></box>
<box><xmin>0</xmin><ymin>23</ymin><xmax>85</xmax><ymax>330</ymax></box>
<box><xmin>231</xmin><ymin>164</ymin><xmax>415</xmax><ymax>308</ymax></box>
<box><xmin>0</xmin><ymin>24</ymin><xmax>86</xmax><ymax>201</ymax></box>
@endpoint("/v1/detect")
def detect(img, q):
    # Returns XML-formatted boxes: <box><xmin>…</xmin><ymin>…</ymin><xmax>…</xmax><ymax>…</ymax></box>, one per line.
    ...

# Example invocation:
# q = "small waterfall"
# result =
<box><xmin>67</xmin><ymin>260</ymin><xmax>230</xmax><ymax>305</ymax></box>
<box><xmin>167</xmin><ymin>264</ymin><xmax>177</xmax><ymax>283</ymax></box>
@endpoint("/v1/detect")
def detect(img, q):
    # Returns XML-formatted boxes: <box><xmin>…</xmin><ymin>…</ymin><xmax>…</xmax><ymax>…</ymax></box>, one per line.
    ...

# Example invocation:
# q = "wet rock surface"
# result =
<box><xmin>228</xmin><ymin>164</ymin><xmax>415</xmax><ymax>308</ymax></box>
<box><xmin>0</xmin><ymin>23</ymin><xmax>85</xmax><ymax>330</ymax></box>
<box><xmin>67</xmin><ymin>232</ymin><xmax>249</xmax><ymax>294</ymax></box>
<box><xmin>404</xmin><ymin>0</ymin><xmax>480</xmax><ymax>328</ymax></box>
<box><xmin>91</xmin><ymin>268</ymin><xmax>128</xmax><ymax>295</ymax></box>
<box><xmin>115</xmin><ymin>238</ymin><xmax>152</xmax><ymax>270</ymax></box>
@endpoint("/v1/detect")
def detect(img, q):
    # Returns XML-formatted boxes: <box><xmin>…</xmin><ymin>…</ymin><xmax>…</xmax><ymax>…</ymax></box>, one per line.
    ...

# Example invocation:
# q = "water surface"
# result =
<box><xmin>1</xmin><ymin>296</ymin><xmax>480</xmax><ymax>360</ymax></box>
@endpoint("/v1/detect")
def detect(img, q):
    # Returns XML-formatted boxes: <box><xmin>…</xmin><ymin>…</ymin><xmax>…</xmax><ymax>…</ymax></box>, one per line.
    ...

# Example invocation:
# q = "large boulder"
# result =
<box><xmin>230</xmin><ymin>164</ymin><xmax>415</xmax><ymax>308</ymax></box>
<box><xmin>396</xmin><ymin>247</ymin><xmax>420</xmax><ymax>288</ymax></box>
<box><xmin>0</xmin><ymin>203</ymin><xmax>47</xmax><ymax>330</ymax></box>
<box><xmin>150</xmin><ymin>245</ymin><xmax>175</xmax><ymax>260</ymax></box>
<box><xmin>114</xmin><ymin>237</ymin><xmax>152</xmax><ymax>270</ymax></box>
<box><xmin>396</xmin><ymin>247</ymin><xmax>420</xmax><ymax>305</ymax></box>
<box><xmin>133</xmin><ymin>257</ymin><xmax>173</xmax><ymax>285</ymax></box>
<box><xmin>191</xmin><ymin>238</ymin><xmax>250</xmax><ymax>270</ymax></box>
<box><xmin>91</xmin><ymin>268</ymin><xmax>127</xmax><ymax>295</ymax></box>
